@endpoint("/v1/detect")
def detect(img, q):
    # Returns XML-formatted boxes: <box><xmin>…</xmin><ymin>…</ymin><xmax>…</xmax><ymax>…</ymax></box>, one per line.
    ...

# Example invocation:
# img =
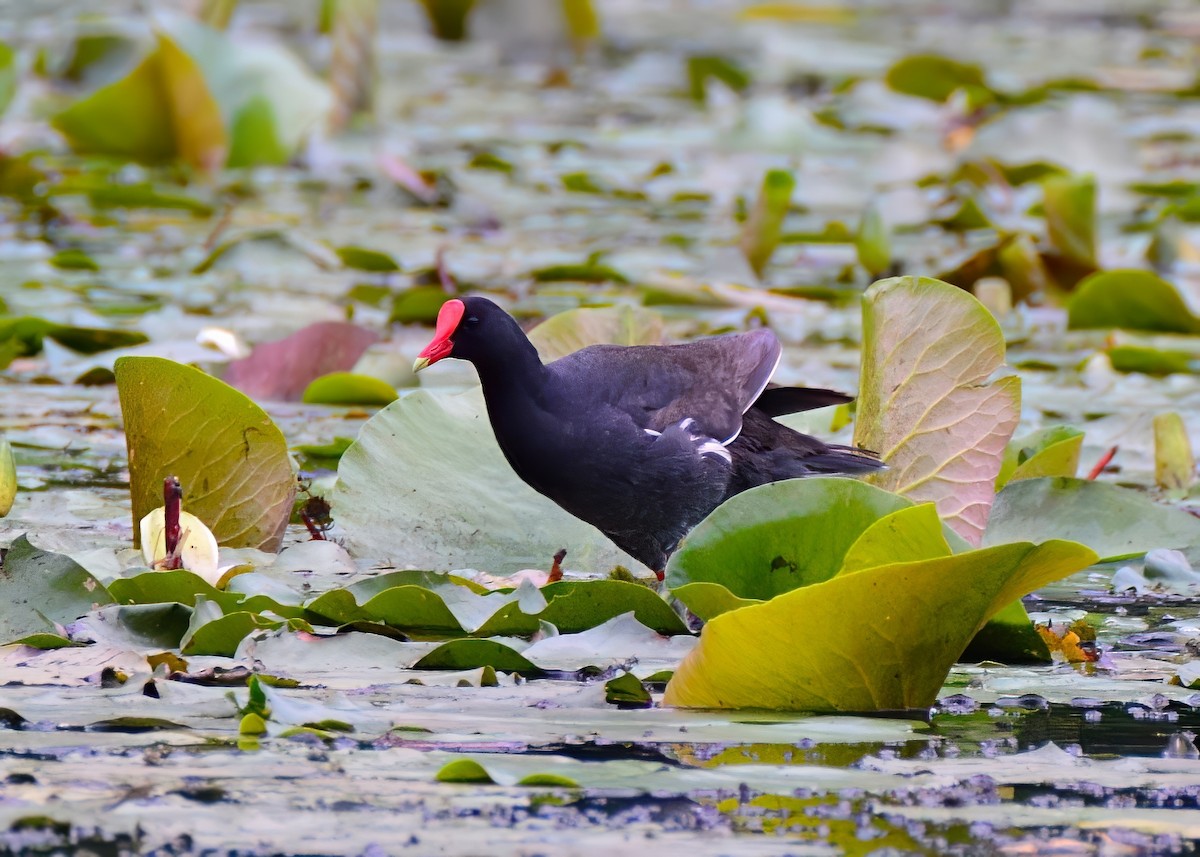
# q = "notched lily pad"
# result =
<box><xmin>116</xmin><ymin>356</ymin><xmax>296</xmax><ymax>552</ymax></box>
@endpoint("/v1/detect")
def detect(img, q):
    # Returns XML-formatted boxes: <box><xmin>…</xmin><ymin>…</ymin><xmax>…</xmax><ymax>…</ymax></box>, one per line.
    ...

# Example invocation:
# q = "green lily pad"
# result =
<box><xmin>414</xmin><ymin>639</ymin><xmax>540</xmax><ymax>674</ymax></box>
<box><xmin>984</xmin><ymin>476</ymin><xmax>1200</xmax><ymax>561</ymax></box>
<box><xmin>1154</xmin><ymin>412</ymin><xmax>1195</xmax><ymax>495</ymax></box>
<box><xmin>389</xmin><ymin>286</ymin><xmax>451</xmax><ymax>324</ymax></box>
<box><xmin>0</xmin><ymin>437</ymin><xmax>14</xmax><ymax>517</ymax></box>
<box><xmin>669</xmin><ymin>582</ymin><xmax>761</xmax><ymax>621</ymax></box>
<box><xmin>0</xmin><ymin>43</ymin><xmax>15</xmax><ymax>118</ymax></box>
<box><xmin>436</xmin><ymin>759</ymin><xmax>495</xmax><ymax>784</ymax></box>
<box><xmin>527</xmin><ymin>305</ymin><xmax>663</xmax><ymax>362</ymax></box>
<box><xmin>530</xmin><ymin>262</ymin><xmax>630</xmax><ymax>284</ymax></box>
<box><xmin>181</xmin><ymin>608</ymin><xmax>283</xmax><ymax>657</ymax></box>
<box><xmin>0</xmin><ymin>535</ymin><xmax>113</xmax><ymax>643</ymax></box>
<box><xmin>49</xmin><ymin>248</ymin><xmax>100</xmax><ymax>271</ymax></box>
<box><xmin>1042</xmin><ymin>173</ymin><xmax>1097</xmax><ymax>274</ymax></box>
<box><xmin>855</xmin><ymin>199</ymin><xmax>891</xmax><ymax>277</ymax></box>
<box><xmin>854</xmin><ymin>276</ymin><xmax>1021</xmax><ymax>545</ymax></box>
<box><xmin>107</xmin><ymin>569</ymin><xmax>304</xmax><ymax>619</ymax></box>
<box><xmin>1068</xmin><ymin>269</ymin><xmax>1200</xmax><ymax>334</ymax></box>
<box><xmin>686</xmin><ymin>54</ymin><xmax>750</xmax><ymax>103</ymax></box>
<box><xmin>740</xmin><ymin>168</ymin><xmax>795</xmax><ymax>278</ymax></box>
<box><xmin>996</xmin><ymin>426</ymin><xmax>1084</xmax><ymax>490</ymax></box>
<box><xmin>538</xmin><ymin>580</ymin><xmax>689</xmax><ymax>635</ymax></box>
<box><xmin>605</xmin><ymin>671</ymin><xmax>651</xmax><ymax>707</ymax></box>
<box><xmin>1107</xmin><ymin>344</ymin><xmax>1200</xmax><ymax>375</ymax></box>
<box><xmin>664</xmin><ymin>539</ymin><xmax>1095</xmax><ymax>711</ymax></box>
<box><xmin>335</xmin><ymin>245</ymin><xmax>400</xmax><ymax>272</ymax></box>
<box><xmin>0</xmin><ymin>315</ymin><xmax>148</xmax><ymax>361</ymax></box>
<box><xmin>115</xmin><ymin>356</ymin><xmax>296</xmax><ymax>552</ymax></box>
<box><xmin>301</xmin><ymin>372</ymin><xmax>398</xmax><ymax>406</ymax></box>
<box><xmin>360</xmin><ymin>586</ymin><xmax>466</xmax><ymax>634</ymax></box>
<box><xmin>667</xmin><ymin>478</ymin><xmax>927</xmax><ymax>599</ymax></box>
<box><xmin>885</xmin><ymin>54</ymin><xmax>988</xmax><ymax>103</ymax></box>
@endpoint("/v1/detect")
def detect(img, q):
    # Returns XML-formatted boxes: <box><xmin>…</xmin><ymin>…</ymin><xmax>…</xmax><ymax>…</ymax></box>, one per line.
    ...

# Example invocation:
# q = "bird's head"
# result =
<box><xmin>412</xmin><ymin>296</ymin><xmax>500</xmax><ymax>372</ymax></box>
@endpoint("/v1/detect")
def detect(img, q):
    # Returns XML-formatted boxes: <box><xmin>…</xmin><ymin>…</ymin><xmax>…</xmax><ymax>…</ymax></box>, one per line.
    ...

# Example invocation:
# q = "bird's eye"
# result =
<box><xmin>465</xmin><ymin>315</ymin><xmax>480</xmax><ymax>328</ymax></box>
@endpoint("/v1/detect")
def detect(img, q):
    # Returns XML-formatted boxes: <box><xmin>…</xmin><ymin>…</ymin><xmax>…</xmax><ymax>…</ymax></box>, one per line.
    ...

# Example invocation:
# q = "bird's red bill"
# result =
<box><xmin>416</xmin><ymin>298</ymin><xmax>465</xmax><ymax>366</ymax></box>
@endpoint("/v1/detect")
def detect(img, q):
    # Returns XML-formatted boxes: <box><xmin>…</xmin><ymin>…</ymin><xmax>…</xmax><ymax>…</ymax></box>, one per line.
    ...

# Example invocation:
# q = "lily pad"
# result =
<box><xmin>984</xmin><ymin>477</ymin><xmax>1200</xmax><ymax>561</ymax></box>
<box><xmin>414</xmin><ymin>639</ymin><xmax>540</xmax><ymax>674</ymax></box>
<box><xmin>527</xmin><ymin>305</ymin><xmax>663</xmax><ymax>362</ymax></box>
<box><xmin>885</xmin><ymin>54</ymin><xmax>988</xmax><ymax>103</ymax></box>
<box><xmin>302</xmin><ymin>373</ymin><xmax>398</xmax><ymax>407</ymax></box>
<box><xmin>669</xmin><ymin>582</ymin><xmax>761</xmax><ymax>621</ymax></box>
<box><xmin>1067</xmin><ymin>269</ymin><xmax>1200</xmax><ymax>334</ymax></box>
<box><xmin>0</xmin><ymin>535</ymin><xmax>113</xmax><ymax>643</ymax></box>
<box><xmin>335</xmin><ymin>246</ymin><xmax>400</xmax><ymax>272</ymax></box>
<box><xmin>666</xmin><ymin>478</ymin><xmax>925</xmax><ymax>600</ymax></box>
<box><xmin>115</xmin><ymin>356</ymin><xmax>296</xmax><ymax>552</ymax></box>
<box><xmin>0</xmin><ymin>437</ymin><xmax>14</xmax><ymax>517</ymax></box>
<box><xmin>854</xmin><ymin>276</ymin><xmax>1021</xmax><ymax>546</ymax></box>
<box><xmin>663</xmin><ymin>539</ymin><xmax>1095</xmax><ymax>711</ymax></box>
<box><xmin>740</xmin><ymin>168</ymin><xmax>795</xmax><ymax>278</ymax></box>
<box><xmin>995</xmin><ymin>426</ymin><xmax>1084</xmax><ymax>490</ymax></box>
<box><xmin>333</xmin><ymin>387</ymin><xmax>639</xmax><ymax>575</ymax></box>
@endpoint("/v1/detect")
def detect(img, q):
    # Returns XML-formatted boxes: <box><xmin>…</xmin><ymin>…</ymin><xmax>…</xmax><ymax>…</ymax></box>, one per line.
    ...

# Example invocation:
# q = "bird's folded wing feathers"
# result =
<box><xmin>551</xmin><ymin>329</ymin><xmax>781</xmax><ymax>443</ymax></box>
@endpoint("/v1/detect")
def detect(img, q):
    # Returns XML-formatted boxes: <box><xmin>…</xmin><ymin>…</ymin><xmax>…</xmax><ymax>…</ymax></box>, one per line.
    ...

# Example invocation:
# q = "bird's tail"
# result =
<box><xmin>800</xmin><ymin>444</ymin><xmax>885</xmax><ymax>475</ymax></box>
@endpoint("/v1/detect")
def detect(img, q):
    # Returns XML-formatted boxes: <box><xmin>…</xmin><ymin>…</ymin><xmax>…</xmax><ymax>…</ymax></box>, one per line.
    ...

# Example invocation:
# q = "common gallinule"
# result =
<box><xmin>414</xmin><ymin>297</ymin><xmax>882</xmax><ymax>579</ymax></box>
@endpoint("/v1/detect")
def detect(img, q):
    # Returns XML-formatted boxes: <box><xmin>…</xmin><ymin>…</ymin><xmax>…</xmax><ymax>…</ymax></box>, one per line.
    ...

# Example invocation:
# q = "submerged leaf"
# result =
<box><xmin>116</xmin><ymin>356</ymin><xmax>296</xmax><ymax>552</ymax></box>
<box><xmin>854</xmin><ymin>276</ymin><xmax>1021</xmax><ymax>545</ymax></box>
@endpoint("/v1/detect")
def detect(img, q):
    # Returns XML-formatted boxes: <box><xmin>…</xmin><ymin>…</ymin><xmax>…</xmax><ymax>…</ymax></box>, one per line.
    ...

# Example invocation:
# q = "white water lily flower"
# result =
<box><xmin>139</xmin><ymin>506</ymin><xmax>222</xmax><ymax>587</ymax></box>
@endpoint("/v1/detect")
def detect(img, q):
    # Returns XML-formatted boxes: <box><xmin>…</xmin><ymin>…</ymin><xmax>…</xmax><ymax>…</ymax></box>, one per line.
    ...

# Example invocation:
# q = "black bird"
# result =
<box><xmin>414</xmin><ymin>297</ymin><xmax>882</xmax><ymax>579</ymax></box>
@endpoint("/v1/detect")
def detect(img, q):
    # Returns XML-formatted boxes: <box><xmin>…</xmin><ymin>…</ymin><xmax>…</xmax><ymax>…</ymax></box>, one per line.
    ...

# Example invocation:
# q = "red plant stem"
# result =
<box><xmin>1087</xmin><ymin>446</ymin><xmax>1118</xmax><ymax>480</ymax></box>
<box><xmin>163</xmin><ymin>476</ymin><xmax>183</xmax><ymax>569</ymax></box>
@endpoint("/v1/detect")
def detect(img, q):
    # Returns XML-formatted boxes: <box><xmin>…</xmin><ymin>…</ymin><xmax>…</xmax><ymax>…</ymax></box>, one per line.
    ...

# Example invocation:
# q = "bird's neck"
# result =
<box><xmin>472</xmin><ymin>329</ymin><xmax>546</xmax><ymax>403</ymax></box>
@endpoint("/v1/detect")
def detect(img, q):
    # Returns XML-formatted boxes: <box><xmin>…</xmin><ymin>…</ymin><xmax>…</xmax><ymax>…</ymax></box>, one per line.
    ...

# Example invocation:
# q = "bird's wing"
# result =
<box><xmin>549</xmin><ymin>329</ymin><xmax>781</xmax><ymax>443</ymax></box>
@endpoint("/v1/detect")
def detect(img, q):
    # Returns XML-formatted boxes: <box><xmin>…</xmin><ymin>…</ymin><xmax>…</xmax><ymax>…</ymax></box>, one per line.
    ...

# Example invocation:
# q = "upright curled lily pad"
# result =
<box><xmin>0</xmin><ymin>437</ymin><xmax>14</xmax><ymax>517</ymax></box>
<box><xmin>854</xmin><ymin>276</ymin><xmax>1021</xmax><ymax>546</ymax></box>
<box><xmin>116</xmin><ymin>356</ymin><xmax>295</xmax><ymax>552</ymax></box>
<box><xmin>995</xmin><ymin>426</ymin><xmax>1084</xmax><ymax>491</ymax></box>
<box><xmin>663</xmin><ymin>539</ymin><xmax>1096</xmax><ymax>712</ymax></box>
